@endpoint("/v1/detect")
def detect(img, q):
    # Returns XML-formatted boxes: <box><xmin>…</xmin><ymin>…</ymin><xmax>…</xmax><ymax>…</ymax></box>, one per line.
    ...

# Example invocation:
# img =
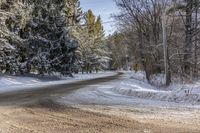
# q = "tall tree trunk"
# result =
<box><xmin>162</xmin><ymin>13</ymin><xmax>171</xmax><ymax>86</ymax></box>
<box><xmin>138</xmin><ymin>29</ymin><xmax>150</xmax><ymax>81</ymax></box>
<box><xmin>184</xmin><ymin>0</ymin><xmax>193</xmax><ymax>76</ymax></box>
<box><xmin>193</xmin><ymin>0</ymin><xmax>198</xmax><ymax>77</ymax></box>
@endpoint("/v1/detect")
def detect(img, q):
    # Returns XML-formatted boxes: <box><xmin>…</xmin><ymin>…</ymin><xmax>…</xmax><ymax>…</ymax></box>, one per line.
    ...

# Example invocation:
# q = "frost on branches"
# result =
<box><xmin>0</xmin><ymin>0</ymin><xmax>78</xmax><ymax>76</ymax></box>
<box><xmin>0</xmin><ymin>0</ymin><xmax>30</xmax><ymax>74</ymax></box>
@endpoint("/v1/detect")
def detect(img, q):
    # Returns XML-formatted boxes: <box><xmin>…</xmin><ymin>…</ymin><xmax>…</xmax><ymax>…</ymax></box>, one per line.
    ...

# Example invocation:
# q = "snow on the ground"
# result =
<box><xmin>1</xmin><ymin>70</ymin><xmax>200</xmax><ymax>107</ymax></box>
<box><xmin>58</xmin><ymin>71</ymin><xmax>200</xmax><ymax>108</ymax></box>
<box><xmin>0</xmin><ymin>72</ymin><xmax>116</xmax><ymax>93</ymax></box>
<box><xmin>0</xmin><ymin>76</ymin><xmax>41</xmax><ymax>87</ymax></box>
<box><xmin>112</xmin><ymin>71</ymin><xmax>200</xmax><ymax>105</ymax></box>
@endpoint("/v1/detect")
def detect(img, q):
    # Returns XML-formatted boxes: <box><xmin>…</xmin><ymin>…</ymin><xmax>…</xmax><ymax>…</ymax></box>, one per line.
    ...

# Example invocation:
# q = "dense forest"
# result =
<box><xmin>0</xmin><ymin>0</ymin><xmax>108</xmax><ymax>76</ymax></box>
<box><xmin>108</xmin><ymin>0</ymin><xmax>200</xmax><ymax>86</ymax></box>
<box><xmin>1</xmin><ymin>0</ymin><xmax>200</xmax><ymax>86</ymax></box>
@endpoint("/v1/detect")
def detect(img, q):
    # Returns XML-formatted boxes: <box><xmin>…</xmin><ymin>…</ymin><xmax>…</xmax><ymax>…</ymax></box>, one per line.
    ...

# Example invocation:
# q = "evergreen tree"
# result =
<box><xmin>0</xmin><ymin>0</ymin><xmax>108</xmax><ymax>76</ymax></box>
<box><xmin>65</xmin><ymin>0</ymin><xmax>83</xmax><ymax>73</ymax></box>
<box><xmin>82</xmin><ymin>10</ymin><xmax>109</xmax><ymax>73</ymax></box>
<box><xmin>65</xmin><ymin>0</ymin><xmax>82</xmax><ymax>26</ymax></box>
<box><xmin>20</xmin><ymin>0</ymin><xmax>78</xmax><ymax>75</ymax></box>
<box><xmin>0</xmin><ymin>0</ymin><xmax>30</xmax><ymax>74</ymax></box>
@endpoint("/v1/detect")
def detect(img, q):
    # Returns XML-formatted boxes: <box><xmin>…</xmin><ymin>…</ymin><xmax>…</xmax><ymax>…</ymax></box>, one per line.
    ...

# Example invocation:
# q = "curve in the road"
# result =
<box><xmin>0</xmin><ymin>72</ymin><xmax>123</xmax><ymax>105</ymax></box>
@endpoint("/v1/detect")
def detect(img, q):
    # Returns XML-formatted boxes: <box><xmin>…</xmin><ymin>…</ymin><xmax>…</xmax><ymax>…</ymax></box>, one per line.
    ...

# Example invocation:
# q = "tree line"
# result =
<box><xmin>109</xmin><ymin>0</ymin><xmax>200</xmax><ymax>85</ymax></box>
<box><xmin>0</xmin><ymin>0</ymin><xmax>108</xmax><ymax>76</ymax></box>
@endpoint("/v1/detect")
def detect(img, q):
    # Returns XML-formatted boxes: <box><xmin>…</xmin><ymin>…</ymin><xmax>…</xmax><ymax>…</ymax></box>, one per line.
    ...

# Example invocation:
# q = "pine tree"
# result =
<box><xmin>93</xmin><ymin>16</ymin><xmax>109</xmax><ymax>70</ymax></box>
<box><xmin>83</xmin><ymin>11</ymin><xmax>109</xmax><ymax>73</ymax></box>
<box><xmin>21</xmin><ymin>0</ymin><xmax>78</xmax><ymax>75</ymax></box>
<box><xmin>0</xmin><ymin>0</ymin><xmax>30</xmax><ymax>74</ymax></box>
<box><xmin>65</xmin><ymin>0</ymin><xmax>82</xmax><ymax>26</ymax></box>
<box><xmin>65</xmin><ymin>0</ymin><xmax>83</xmax><ymax>73</ymax></box>
<box><xmin>0</xmin><ymin>0</ymin><xmax>107</xmax><ymax>76</ymax></box>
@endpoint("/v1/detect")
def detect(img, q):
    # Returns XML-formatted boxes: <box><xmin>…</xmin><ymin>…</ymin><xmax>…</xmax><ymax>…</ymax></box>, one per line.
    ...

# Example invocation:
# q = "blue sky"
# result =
<box><xmin>80</xmin><ymin>0</ymin><xmax>119</xmax><ymax>36</ymax></box>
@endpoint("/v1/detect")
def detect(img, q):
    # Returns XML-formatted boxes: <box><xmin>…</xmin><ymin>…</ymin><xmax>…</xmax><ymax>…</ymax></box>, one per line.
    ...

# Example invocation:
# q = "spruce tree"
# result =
<box><xmin>21</xmin><ymin>0</ymin><xmax>78</xmax><ymax>75</ymax></box>
<box><xmin>65</xmin><ymin>0</ymin><xmax>83</xmax><ymax>73</ymax></box>
<box><xmin>81</xmin><ymin>10</ymin><xmax>109</xmax><ymax>73</ymax></box>
<box><xmin>0</xmin><ymin>0</ymin><xmax>30</xmax><ymax>74</ymax></box>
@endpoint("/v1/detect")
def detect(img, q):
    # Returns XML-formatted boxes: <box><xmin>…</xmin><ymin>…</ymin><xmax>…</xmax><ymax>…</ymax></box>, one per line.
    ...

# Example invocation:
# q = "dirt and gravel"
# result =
<box><xmin>0</xmin><ymin>100</ymin><xmax>200</xmax><ymax>133</ymax></box>
<box><xmin>0</xmin><ymin>73</ymin><xmax>200</xmax><ymax>133</ymax></box>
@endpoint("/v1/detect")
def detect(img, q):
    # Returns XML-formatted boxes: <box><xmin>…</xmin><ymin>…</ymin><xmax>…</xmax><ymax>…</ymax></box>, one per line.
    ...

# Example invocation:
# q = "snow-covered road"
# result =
<box><xmin>1</xmin><ymin>71</ymin><xmax>200</xmax><ymax>109</ymax></box>
<box><xmin>55</xmin><ymin>71</ymin><xmax>200</xmax><ymax>132</ymax></box>
<box><xmin>0</xmin><ymin>71</ymin><xmax>200</xmax><ymax>132</ymax></box>
<box><xmin>0</xmin><ymin>72</ymin><xmax>116</xmax><ymax>94</ymax></box>
<box><xmin>58</xmin><ymin>71</ymin><xmax>200</xmax><ymax>109</ymax></box>
<box><xmin>0</xmin><ymin>72</ymin><xmax>121</xmax><ymax>105</ymax></box>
